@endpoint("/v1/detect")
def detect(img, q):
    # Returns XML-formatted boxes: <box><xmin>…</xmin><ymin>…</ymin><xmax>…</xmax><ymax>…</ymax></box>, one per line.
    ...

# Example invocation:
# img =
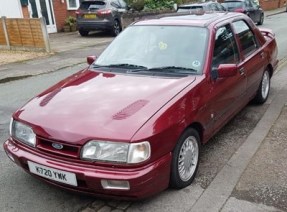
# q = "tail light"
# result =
<box><xmin>97</xmin><ymin>9</ymin><xmax>112</xmax><ymax>15</ymax></box>
<box><xmin>234</xmin><ymin>8</ymin><xmax>245</xmax><ymax>13</ymax></box>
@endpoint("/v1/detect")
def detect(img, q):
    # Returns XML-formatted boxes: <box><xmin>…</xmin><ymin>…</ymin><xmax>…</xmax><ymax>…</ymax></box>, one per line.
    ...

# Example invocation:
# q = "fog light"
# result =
<box><xmin>5</xmin><ymin>150</ymin><xmax>15</xmax><ymax>162</ymax></box>
<box><xmin>101</xmin><ymin>179</ymin><xmax>130</xmax><ymax>190</ymax></box>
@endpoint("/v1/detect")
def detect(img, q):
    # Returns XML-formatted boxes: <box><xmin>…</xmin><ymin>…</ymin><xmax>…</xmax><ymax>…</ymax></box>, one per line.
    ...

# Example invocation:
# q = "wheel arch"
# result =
<box><xmin>266</xmin><ymin>63</ymin><xmax>274</xmax><ymax>78</ymax></box>
<box><xmin>114</xmin><ymin>18</ymin><xmax>122</xmax><ymax>28</ymax></box>
<box><xmin>186</xmin><ymin>122</ymin><xmax>204</xmax><ymax>144</ymax></box>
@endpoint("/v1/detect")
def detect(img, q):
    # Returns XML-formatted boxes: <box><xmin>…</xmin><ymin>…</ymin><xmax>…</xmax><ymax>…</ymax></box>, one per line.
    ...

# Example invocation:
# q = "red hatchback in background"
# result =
<box><xmin>4</xmin><ymin>12</ymin><xmax>278</xmax><ymax>199</ymax></box>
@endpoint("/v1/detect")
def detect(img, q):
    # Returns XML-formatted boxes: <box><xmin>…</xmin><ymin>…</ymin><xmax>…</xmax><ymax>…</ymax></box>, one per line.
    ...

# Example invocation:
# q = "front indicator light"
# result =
<box><xmin>128</xmin><ymin>142</ymin><xmax>151</xmax><ymax>164</ymax></box>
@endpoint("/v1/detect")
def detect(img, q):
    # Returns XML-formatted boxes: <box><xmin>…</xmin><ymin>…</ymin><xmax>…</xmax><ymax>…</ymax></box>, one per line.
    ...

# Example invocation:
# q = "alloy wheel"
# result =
<box><xmin>178</xmin><ymin>136</ymin><xmax>199</xmax><ymax>182</ymax></box>
<box><xmin>261</xmin><ymin>70</ymin><xmax>270</xmax><ymax>100</ymax></box>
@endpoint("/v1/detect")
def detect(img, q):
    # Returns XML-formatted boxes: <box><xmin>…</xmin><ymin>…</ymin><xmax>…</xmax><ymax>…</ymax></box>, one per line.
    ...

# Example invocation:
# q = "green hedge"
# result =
<box><xmin>126</xmin><ymin>0</ymin><xmax>178</xmax><ymax>11</ymax></box>
<box><xmin>126</xmin><ymin>0</ymin><xmax>196</xmax><ymax>11</ymax></box>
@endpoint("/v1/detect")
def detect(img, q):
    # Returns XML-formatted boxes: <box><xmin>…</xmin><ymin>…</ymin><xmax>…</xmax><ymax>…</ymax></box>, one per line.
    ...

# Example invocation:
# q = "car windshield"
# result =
<box><xmin>94</xmin><ymin>25</ymin><xmax>208</xmax><ymax>75</ymax></box>
<box><xmin>222</xmin><ymin>1</ymin><xmax>244</xmax><ymax>9</ymax></box>
<box><xmin>80</xmin><ymin>1</ymin><xmax>106</xmax><ymax>10</ymax></box>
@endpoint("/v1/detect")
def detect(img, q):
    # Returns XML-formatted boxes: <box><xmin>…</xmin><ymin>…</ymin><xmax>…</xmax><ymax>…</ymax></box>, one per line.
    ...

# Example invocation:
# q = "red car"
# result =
<box><xmin>4</xmin><ymin>12</ymin><xmax>278</xmax><ymax>199</ymax></box>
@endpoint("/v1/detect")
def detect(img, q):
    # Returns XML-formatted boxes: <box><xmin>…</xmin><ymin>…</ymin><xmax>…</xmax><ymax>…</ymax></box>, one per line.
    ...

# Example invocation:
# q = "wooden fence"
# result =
<box><xmin>0</xmin><ymin>17</ymin><xmax>50</xmax><ymax>52</ymax></box>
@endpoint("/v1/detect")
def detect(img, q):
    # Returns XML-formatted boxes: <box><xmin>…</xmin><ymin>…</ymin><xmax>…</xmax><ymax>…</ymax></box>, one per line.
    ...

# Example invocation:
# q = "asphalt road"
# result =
<box><xmin>0</xmin><ymin>12</ymin><xmax>287</xmax><ymax>212</ymax></box>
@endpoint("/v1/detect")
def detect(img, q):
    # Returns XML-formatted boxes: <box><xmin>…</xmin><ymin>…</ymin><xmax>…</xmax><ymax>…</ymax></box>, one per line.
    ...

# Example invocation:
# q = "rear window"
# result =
<box><xmin>222</xmin><ymin>1</ymin><xmax>244</xmax><ymax>9</ymax></box>
<box><xmin>177</xmin><ymin>6</ymin><xmax>204</xmax><ymax>12</ymax></box>
<box><xmin>80</xmin><ymin>1</ymin><xmax>106</xmax><ymax>10</ymax></box>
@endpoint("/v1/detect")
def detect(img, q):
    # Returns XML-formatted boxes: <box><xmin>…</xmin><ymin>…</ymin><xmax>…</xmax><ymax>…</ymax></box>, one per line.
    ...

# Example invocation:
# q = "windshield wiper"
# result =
<box><xmin>147</xmin><ymin>66</ymin><xmax>198</xmax><ymax>74</ymax></box>
<box><xmin>92</xmin><ymin>63</ymin><xmax>147</xmax><ymax>69</ymax></box>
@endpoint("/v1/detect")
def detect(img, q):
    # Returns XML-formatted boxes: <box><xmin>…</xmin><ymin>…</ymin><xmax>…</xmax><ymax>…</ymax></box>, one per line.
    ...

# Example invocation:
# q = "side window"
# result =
<box><xmin>118</xmin><ymin>0</ymin><xmax>127</xmax><ymax>8</ymax></box>
<box><xmin>232</xmin><ymin>20</ymin><xmax>258</xmax><ymax>57</ymax></box>
<box><xmin>245</xmin><ymin>0</ymin><xmax>252</xmax><ymax>7</ymax></box>
<box><xmin>250</xmin><ymin>0</ymin><xmax>258</xmax><ymax>8</ymax></box>
<box><xmin>111</xmin><ymin>0</ymin><xmax>121</xmax><ymax>8</ymax></box>
<box><xmin>210</xmin><ymin>4</ymin><xmax>218</xmax><ymax>11</ymax></box>
<box><xmin>217</xmin><ymin>3</ymin><xmax>226</xmax><ymax>11</ymax></box>
<box><xmin>212</xmin><ymin>25</ymin><xmax>239</xmax><ymax>67</ymax></box>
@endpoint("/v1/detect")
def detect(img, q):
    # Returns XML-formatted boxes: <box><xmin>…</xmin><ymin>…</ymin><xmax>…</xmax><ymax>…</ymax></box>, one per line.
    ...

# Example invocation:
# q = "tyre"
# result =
<box><xmin>170</xmin><ymin>128</ymin><xmax>200</xmax><ymax>189</ymax></box>
<box><xmin>253</xmin><ymin>69</ymin><xmax>270</xmax><ymax>104</ymax></box>
<box><xmin>257</xmin><ymin>13</ymin><xmax>264</xmax><ymax>25</ymax></box>
<box><xmin>79</xmin><ymin>30</ymin><xmax>89</xmax><ymax>37</ymax></box>
<box><xmin>111</xmin><ymin>20</ymin><xmax>121</xmax><ymax>36</ymax></box>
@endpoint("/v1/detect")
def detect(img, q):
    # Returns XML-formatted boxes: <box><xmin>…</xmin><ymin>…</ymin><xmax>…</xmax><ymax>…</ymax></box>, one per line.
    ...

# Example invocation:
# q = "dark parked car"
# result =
<box><xmin>177</xmin><ymin>1</ymin><xmax>226</xmax><ymax>13</ymax></box>
<box><xmin>4</xmin><ymin>12</ymin><xmax>278</xmax><ymax>199</ymax></box>
<box><xmin>222</xmin><ymin>0</ymin><xmax>264</xmax><ymax>25</ymax></box>
<box><xmin>76</xmin><ymin>0</ymin><xmax>127</xmax><ymax>36</ymax></box>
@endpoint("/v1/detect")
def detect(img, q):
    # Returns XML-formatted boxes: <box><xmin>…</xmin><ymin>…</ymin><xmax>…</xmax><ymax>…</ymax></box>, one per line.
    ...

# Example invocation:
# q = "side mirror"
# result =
<box><xmin>212</xmin><ymin>64</ymin><xmax>238</xmax><ymax>80</ymax></box>
<box><xmin>87</xmin><ymin>56</ymin><xmax>97</xmax><ymax>65</ymax></box>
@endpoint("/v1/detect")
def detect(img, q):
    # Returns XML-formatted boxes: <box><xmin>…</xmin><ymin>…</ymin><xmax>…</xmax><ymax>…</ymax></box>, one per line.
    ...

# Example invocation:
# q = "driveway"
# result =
<box><xmin>49</xmin><ymin>31</ymin><xmax>114</xmax><ymax>53</ymax></box>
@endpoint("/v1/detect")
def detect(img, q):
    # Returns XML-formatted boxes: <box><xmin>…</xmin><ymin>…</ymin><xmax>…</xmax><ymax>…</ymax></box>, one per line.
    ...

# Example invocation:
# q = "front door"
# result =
<box><xmin>209</xmin><ymin>24</ymin><xmax>247</xmax><ymax>134</ymax></box>
<box><xmin>28</xmin><ymin>0</ymin><xmax>57</xmax><ymax>33</ymax></box>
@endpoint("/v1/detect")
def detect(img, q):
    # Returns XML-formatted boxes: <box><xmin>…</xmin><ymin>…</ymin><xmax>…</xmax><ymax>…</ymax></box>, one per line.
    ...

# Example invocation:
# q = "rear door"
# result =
<box><xmin>250</xmin><ymin>0</ymin><xmax>261</xmax><ymax>22</ymax></box>
<box><xmin>245</xmin><ymin>0</ymin><xmax>257</xmax><ymax>22</ymax></box>
<box><xmin>231</xmin><ymin>20</ymin><xmax>266</xmax><ymax>99</ymax></box>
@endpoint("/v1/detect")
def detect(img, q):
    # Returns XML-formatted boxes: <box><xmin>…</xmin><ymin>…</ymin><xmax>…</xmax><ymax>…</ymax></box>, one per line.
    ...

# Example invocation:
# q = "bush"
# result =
<box><xmin>127</xmin><ymin>0</ymin><xmax>176</xmax><ymax>11</ymax></box>
<box><xmin>64</xmin><ymin>16</ymin><xmax>76</xmax><ymax>27</ymax></box>
<box><xmin>144</xmin><ymin>0</ymin><xmax>175</xmax><ymax>10</ymax></box>
<box><xmin>126</xmin><ymin>0</ymin><xmax>145</xmax><ymax>11</ymax></box>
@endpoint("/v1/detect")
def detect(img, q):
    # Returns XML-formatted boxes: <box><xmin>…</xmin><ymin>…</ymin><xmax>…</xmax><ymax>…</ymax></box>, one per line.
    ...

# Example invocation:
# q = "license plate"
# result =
<box><xmin>84</xmin><ymin>14</ymin><xmax>96</xmax><ymax>19</ymax></box>
<box><xmin>27</xmin><ymin>161</ymin><xmax>77</xmax><ymax>186</ymax></box>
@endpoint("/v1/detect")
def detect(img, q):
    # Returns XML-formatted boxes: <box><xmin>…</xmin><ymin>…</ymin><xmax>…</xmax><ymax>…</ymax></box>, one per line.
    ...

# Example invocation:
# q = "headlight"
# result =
<box><xmin>11</xmin><ymin>119</ymin><xmax>36</xmax><ymax>147</ymax></box>
<box><xmin>81</xmin><ymin>141</ymin><xmax>151</xmax><ymax>164</ymax></box>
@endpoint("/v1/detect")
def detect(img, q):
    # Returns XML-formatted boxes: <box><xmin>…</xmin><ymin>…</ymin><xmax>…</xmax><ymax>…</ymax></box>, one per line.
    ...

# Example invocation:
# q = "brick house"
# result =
<box><xmin>0</xmin><ymin>0</ymin><xmax>83</xmax><ymax>33</ymax></box>
<box><xmin>21</xmin><ymin>0</ymin><xmax>84</xmax><ymax>33</ymax></box>
<box><xmin>260</xmin><ymin>0</ymin><xmax>286</xmax><ymax>10</ymax></box>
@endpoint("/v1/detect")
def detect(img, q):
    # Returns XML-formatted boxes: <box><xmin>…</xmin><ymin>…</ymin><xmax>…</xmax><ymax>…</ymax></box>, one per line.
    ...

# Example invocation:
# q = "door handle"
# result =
<box><xmin>239</xmin><ymin>67</ymin><xmax>245</xmax><ymax>76</ymax></box>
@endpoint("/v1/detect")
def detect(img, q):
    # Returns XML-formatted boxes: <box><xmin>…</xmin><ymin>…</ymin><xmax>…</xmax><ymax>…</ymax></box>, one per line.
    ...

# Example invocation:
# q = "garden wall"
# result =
<box><xmin>0</xmin><ymin>17</ymin><xmax>50</xmax><ymax>52</ymax></box>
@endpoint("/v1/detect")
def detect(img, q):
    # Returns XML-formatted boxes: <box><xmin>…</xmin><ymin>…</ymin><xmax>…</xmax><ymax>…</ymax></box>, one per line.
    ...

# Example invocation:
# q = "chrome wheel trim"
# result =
<box><xmin>261</xmin><ymin>71</ymin><xmax>270</xmax><ymax>100</ymax></box>
<box><xmin>178</xmin><ymin>136</ymin><xmax>199</xmax><ymax>182</ymax></box>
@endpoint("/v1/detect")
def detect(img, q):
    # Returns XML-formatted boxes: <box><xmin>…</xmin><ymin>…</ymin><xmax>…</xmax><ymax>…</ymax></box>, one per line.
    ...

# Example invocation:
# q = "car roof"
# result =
<box><xmin>132</xmin><ymin>12</ymin><xmax>244</xmax><ymax>27</ymax></box>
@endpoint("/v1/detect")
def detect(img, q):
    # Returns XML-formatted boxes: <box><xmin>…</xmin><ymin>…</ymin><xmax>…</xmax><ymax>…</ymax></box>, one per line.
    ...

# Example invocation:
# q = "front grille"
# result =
<box><xmin>37</xmin><ymin>137</ymin><xmax>81</xmax><ymax>158</ymax></box>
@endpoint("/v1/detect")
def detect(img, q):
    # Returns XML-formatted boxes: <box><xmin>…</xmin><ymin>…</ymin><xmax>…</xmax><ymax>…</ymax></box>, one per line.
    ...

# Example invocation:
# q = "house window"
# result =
<box><xmin>67</xmin><ymin>0</ymin><xmax>79</xmax><ymax>10</ymax></box>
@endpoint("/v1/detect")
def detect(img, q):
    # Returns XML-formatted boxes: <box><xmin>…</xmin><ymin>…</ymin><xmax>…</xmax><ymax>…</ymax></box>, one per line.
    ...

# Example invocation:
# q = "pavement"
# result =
<box><xmin>0</xmin><ymin>7</ymin><xmax>287</xmax><ymax>212</ymax></box>
<box><xmin>265</xmin><ymin>6</ymin><xmax>286</xmax><ymax>17</ymax></box>
<box><xmin>0</xmin><ymin>31</ymin><xmax>114</xmax><ymax>83</ymax></box>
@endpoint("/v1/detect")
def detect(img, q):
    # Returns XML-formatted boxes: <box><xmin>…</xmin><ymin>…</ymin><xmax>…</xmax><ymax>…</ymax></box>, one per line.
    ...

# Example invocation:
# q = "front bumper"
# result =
<box><xmin>3</xmin><ymin>138</ymin><xmax>171</xmax><ymax>199</ymax></box>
